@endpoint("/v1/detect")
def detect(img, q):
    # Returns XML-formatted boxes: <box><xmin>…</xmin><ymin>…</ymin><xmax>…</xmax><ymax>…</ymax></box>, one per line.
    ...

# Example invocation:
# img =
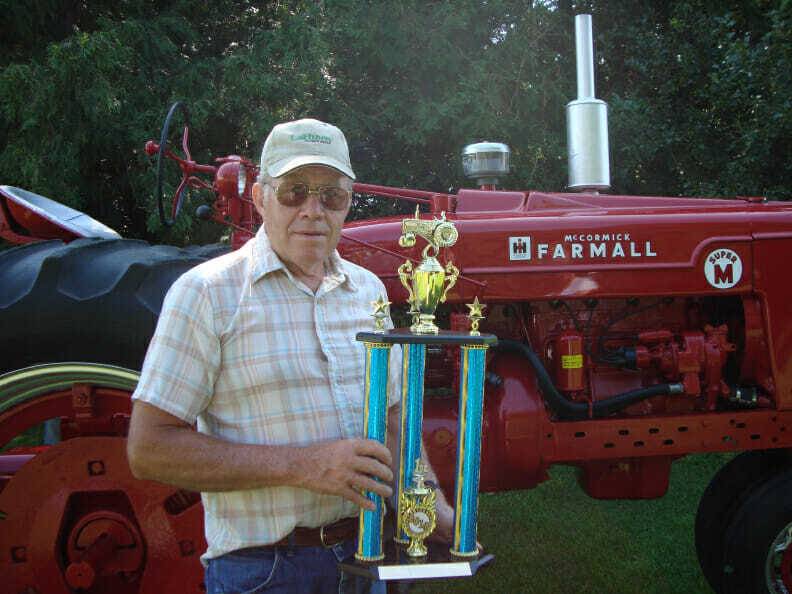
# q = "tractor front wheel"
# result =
<box><xmin>695</xmin><ymin>450</ymin><xmax>792</xmax><ymax>592</ymax></box>
<box><xmin>721</xmin><ymin>466</ymin><xmax>792</xmax><ymax>593</ymax></box>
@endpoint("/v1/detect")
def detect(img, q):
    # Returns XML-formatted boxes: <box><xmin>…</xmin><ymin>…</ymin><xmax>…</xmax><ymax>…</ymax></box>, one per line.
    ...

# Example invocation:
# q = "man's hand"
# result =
<box><xmin>428</xmin><ymin>496</ymin><xmax>482</xmax><ymax>553</ymax></box>
<box><xmin>296</xmin><ymin>438</ymin><xmax>393</xmax><ymax>511</ymax></box>
<box><xmin>430</xmin><ymin>496</ymin><xmax>455</xmax><ymax>544</ymax></box>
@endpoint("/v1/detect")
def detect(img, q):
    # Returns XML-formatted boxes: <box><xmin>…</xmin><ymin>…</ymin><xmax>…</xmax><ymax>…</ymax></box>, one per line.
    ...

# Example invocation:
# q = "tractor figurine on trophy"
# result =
<box><xmin>397</xmin><ymin>206</ymin><xmax>459</xmax><ymax>334</ymax></box>
<box><xmin>345</xmin><ymin>208</ymin><xmax>496</xmax><ymax>584</ymax></box>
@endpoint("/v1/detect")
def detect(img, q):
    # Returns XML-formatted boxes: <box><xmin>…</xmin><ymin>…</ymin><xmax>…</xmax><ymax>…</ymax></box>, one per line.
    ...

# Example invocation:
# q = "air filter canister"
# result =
<box><xmin>555</xmin><ymin>330</ymin><xmax>585</xmax><ymax>392</ymax></box>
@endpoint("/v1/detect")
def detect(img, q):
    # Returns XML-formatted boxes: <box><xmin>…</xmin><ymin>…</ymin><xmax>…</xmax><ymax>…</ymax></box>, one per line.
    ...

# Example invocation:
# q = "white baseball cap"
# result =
<box><xmin>259</xmin><ymin>118</ymin><xmax>355</xmax><ymax>180</ymax></box>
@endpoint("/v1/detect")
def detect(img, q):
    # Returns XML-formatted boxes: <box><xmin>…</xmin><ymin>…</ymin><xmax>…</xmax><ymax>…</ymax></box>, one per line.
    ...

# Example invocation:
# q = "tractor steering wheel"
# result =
<box><xmin>155</xmin><ymin>101</ymin><xmax>192</xmax><ymax>227</ymax></box>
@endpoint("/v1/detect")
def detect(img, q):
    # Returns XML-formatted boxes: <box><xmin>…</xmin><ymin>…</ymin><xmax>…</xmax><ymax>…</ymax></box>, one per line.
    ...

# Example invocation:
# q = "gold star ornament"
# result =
<box><xmin>370</xmin><ymin>294</ymin><xmax>391</xmax><ymax>333</ymax></box>
<box><xmin>466</xmin><ymin>296</ymin><xmax>486</xmax><ymax>335</ymax></box>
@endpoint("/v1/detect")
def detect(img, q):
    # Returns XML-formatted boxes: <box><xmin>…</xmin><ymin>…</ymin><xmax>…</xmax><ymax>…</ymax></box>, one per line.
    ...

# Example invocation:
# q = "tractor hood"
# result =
<box><xmin>339</xmin><ymin>189</ymin><xmax>792</xmax><ymax>303</ymax></box>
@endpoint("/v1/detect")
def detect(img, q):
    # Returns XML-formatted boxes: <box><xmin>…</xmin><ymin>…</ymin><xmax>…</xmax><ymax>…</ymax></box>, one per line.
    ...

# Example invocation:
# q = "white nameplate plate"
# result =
<box><xmin>377</xmin><ymin>562</ymin><xmax>473</xmax><ymax>580</ymax></box>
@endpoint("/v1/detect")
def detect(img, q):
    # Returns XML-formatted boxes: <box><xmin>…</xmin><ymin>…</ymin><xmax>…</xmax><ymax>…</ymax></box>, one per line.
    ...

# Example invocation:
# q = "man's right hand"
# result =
<box><xmin>296</xmin><ymin>438</ymin><xmax>393</xmax><ymax>511</ymax></box>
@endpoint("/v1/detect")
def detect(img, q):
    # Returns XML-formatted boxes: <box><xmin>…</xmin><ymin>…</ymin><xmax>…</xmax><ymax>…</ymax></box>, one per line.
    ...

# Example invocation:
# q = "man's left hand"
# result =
<box><xmin>429</xmin><ymin>498</ymin><xmax>454</xmax><ymax>544</ymax></box>
<box><xmin>429</xmin><ymin>496</ymin><xmax>481</xmax><ymax>553</ymax></box>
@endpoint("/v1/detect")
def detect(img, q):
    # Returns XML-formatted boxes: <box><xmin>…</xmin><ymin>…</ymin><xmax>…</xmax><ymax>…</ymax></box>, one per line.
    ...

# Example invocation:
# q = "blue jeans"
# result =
<box><xmin>205</xmin><ymin>540</ymin><xmax>360</xmax><ymax>594</ymax></box>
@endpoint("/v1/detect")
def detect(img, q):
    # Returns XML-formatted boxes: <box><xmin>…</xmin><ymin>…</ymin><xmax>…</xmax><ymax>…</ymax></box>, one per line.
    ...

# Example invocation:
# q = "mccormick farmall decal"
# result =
<box><xmin>509</xmin><ymin>232</ymin><xmax>657</xmax><ymax>261</ymax></box>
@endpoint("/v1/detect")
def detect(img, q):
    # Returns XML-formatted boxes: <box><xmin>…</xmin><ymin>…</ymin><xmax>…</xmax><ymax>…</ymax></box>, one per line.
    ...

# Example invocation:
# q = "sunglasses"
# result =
<box><xmin>272</xmin><ymin>182</ymin><xmax>352</xmax><ymax>211</ymax></box>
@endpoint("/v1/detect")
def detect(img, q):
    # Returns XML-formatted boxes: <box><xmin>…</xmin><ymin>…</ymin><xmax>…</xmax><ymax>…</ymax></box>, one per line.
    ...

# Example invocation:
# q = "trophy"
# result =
<box><xmin>398</xmin><ymin>459</ymin><xmax>436</xmax><ymax>557</ymax></box>
<box><xmin>344</xmin><ymin>208</ymin><xmax>496</xmax><ymax>586</ymax></box>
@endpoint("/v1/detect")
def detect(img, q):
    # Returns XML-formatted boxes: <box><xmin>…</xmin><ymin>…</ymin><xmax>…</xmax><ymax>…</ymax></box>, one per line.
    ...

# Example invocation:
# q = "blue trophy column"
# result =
<box><xmin>451</xmin><ymin>344</ymin><xmax>488</xmax><ymax>557</ymax></box>
<box><xmin>395</xmin><ymin>342</ymin><xmax>427</xmax><ymax>543</ymax></box>
<box><xmin>356</xmin><ymin>341</ymin><xmax>391</xmax><ymax>562</ymax></box>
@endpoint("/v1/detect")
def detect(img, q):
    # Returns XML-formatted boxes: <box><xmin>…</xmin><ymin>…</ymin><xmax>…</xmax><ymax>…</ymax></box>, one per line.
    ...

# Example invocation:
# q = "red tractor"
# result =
<box><xmin>1</xmin><ymin>14</ymin><xmax>791</xmax><ymax>594</ymax></box>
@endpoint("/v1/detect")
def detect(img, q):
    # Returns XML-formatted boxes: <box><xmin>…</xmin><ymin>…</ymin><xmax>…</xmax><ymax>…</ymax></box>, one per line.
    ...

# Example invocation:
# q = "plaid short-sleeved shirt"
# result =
<box><xmin>132</xmin><ymin>227</ymin><xmax>400</xmax><ymax>563</ymax></box>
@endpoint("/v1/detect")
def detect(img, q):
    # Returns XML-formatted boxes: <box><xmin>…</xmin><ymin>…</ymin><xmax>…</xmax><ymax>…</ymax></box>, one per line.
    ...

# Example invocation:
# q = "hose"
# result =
<box><xmin>495</xmin><ymin>339</ymin><xmax>683</xmax><ymax>420</ymax></box>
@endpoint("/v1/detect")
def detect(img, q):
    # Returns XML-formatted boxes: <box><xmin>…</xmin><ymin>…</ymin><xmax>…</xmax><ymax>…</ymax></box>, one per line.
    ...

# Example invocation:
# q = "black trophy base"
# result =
<box><xmin>339</xmin><ymin>540</ymin><xmax>494</xmax><ymax>583</ymax></box>
<box><xmin>357</xmin><ymin>328</ymin><xmax>498</xmax><ymax>346</ymax></box>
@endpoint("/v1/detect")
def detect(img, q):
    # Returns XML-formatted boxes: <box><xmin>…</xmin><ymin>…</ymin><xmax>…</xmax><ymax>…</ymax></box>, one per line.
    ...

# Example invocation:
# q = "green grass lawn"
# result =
<box><xmin>415</xmin><ymin>453</ymin><xmax>731</xmax><ymax>594</ymax></box>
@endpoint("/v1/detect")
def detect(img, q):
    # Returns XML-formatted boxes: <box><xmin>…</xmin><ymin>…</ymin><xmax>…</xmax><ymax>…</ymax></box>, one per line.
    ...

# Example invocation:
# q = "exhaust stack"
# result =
<box><xmin>566</xmin><ymin>14</ymin><xmax>610</xmax><ymax>191</ymax></box>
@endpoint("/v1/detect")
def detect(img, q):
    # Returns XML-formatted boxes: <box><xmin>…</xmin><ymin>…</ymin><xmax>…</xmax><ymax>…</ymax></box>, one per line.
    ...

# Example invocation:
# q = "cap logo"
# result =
<box><xmin>290</xmin><ymin>133</ymin><xmax>332</xmax><ymax>145</ymax></box>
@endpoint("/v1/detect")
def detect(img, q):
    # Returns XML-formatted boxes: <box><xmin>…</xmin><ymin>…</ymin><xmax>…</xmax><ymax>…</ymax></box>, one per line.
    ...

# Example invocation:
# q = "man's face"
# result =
<box><xmin>252</xmin><ymin>165</ymin><xmax>352</xmax><ymax>271</ymax></box>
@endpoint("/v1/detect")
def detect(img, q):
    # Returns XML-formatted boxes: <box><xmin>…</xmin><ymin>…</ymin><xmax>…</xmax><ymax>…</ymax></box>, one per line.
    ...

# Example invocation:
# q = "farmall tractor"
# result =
<box><xmin>1</xmin><ymin>14</ymin><xmax>791</xmax><ymax>594</ymax></box>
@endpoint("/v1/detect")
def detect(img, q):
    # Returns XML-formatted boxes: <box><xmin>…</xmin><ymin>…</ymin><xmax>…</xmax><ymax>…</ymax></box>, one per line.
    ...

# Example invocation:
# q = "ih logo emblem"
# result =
<box><xmin>704</xmin><ymin>248</ymin><xmax>742</xmax><ymax>289</ymax></box>
<box><xmin>509</xmin><ymin>236</ymin><xmax>531</xmax><ymax>260</ymax></box>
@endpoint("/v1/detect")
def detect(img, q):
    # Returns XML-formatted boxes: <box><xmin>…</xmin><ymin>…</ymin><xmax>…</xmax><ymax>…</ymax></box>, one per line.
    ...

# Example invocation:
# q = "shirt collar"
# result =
<box><xmin>251</xmin><ymin>226</ymin><xmax>358</xmax><ymax>292</ymax></box>
<box><xmin>326</xmin><ymin>249</ymin><xmax>358</xmax><ymax>292</ymax></box>
<box><xmin>250</xmin><ymin>226</ymin><xmax>285</xmax><ymax>280</ymax></box>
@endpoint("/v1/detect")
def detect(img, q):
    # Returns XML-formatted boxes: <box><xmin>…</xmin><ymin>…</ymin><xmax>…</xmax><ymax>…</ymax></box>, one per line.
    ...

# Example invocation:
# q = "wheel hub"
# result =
<box><xmin>0</xmin><ymin>365</ymin><xmax>206</xmax><ymax>593</ymax></box>
<box><xmin>0</xmin><ymin>436</ymin><xmax>206</xmax><ymax>593</ymax></box>
<box><xmin>766</xmin><ymin>521</ymin><xmax>792</xmax><ymax>594</ymax></box>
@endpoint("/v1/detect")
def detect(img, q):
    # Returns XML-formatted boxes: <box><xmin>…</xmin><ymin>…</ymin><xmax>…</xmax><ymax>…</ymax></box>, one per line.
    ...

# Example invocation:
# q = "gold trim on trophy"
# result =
<box><xmin>465</xmin><ymin>297</ymin><xmax>486</xmax><ymax>336</ymax></box>
<box><xmin>397</xmin><ymin>207</ymin><xmax>460</xmax><ymax>334</ymax></box>
<box><xmin>398</xmin><ymin>458</ymin><xmax>437</xmax><ymax>557</ymax></box>
<box><xmin>370</xmin><ymin>294</ymin><xmax>391</xmax><ymax>333</ymax></box>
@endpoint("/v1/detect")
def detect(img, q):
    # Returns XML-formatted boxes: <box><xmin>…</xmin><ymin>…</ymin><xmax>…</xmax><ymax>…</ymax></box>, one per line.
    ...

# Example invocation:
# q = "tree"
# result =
<box><xmin>1</xmin><ymin>0</ymin><xmax>789</xmax><ymax>246</ymax></box>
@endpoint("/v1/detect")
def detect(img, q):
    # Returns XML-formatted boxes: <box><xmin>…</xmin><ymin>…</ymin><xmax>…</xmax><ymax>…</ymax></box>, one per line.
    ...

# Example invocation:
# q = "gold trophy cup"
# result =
<box><xmin>397</xmin><ymin>207</ymin><xmax>460</xmax><ymax>334</ymax></box>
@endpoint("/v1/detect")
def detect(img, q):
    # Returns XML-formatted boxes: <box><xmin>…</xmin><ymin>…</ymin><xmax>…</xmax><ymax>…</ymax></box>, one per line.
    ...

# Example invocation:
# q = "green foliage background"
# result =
<box><xmin>1</xmin><ymin>0</ymin><xmax>790</xmax><ymax>245</ymax></box>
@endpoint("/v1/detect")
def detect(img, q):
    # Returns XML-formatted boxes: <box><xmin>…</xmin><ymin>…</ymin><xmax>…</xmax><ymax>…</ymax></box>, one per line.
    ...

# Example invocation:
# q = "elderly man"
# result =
<box><xmin>127</xmin><ymin>118</ymin><xmax>453</xmax><ymax>594</ymax></box>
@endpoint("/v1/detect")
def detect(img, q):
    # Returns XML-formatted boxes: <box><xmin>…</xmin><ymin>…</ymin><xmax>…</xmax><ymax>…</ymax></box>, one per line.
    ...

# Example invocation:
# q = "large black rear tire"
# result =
<box><xmin>0</xmin><ymin>238</ymin><xmax>229</xmax><ymax>374</ymax></box>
